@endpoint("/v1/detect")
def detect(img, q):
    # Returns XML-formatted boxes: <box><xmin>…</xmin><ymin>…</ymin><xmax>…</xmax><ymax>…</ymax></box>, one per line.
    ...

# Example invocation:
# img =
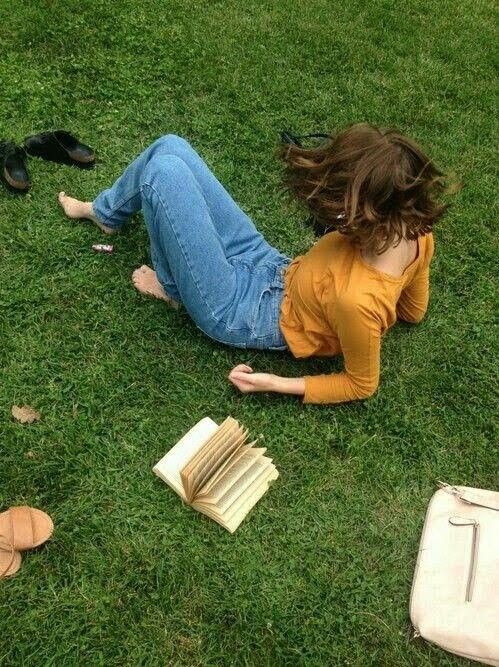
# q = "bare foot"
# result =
<box><xmin>132</xmin><ymin>265</ymin><xmax>179</xmax><ymax>308</ymax></box>
<box><xmin>58</xmin><ymin>192</ymin><xmax>116</xmax><ymax>235</ymax></box>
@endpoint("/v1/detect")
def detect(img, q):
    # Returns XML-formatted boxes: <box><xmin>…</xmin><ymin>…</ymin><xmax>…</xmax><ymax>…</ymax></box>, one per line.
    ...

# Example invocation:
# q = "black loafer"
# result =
<box><xmin>0</xmin><ymin>141</ymin><xmax>30</xmax><ymax>192</ymax></box>
<box><xmin>23</xmin><ymin>130</ymin><xmax>95</xmax><ymax>168</ymax></box>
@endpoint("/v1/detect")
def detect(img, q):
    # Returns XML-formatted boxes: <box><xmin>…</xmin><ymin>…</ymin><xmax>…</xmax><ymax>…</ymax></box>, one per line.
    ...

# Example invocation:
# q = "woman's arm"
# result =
<box><xmin>397</xmin><ymin>233</ymin><xmax>434</xmax><ymax>323</ymax></box>
<box><xmin>228</xmin><ymin>364</ymin><xmax>305</xmax><ymax>396</ymax></box>
<box><xmin>229</xmin><ymin>299</ymin><xmax>381</xmax><ymax>404</ymax></box>
<box><xmin>396</xmin><ymin>267</ymin><xmax>430</xmax><ymax>323</ymax></box>
<box><xmin>302</xmin><ymin>300</ymin><xmax>381</xmax><ymax>403</ymax></box>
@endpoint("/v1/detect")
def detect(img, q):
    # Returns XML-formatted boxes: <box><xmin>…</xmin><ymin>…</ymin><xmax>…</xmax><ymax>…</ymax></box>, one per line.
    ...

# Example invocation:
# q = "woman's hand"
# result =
<box><xmin>228</xmin><ymin>364</ymin><xmax>276</xmax><ymax>393</ymax></box>
<box><xmin>228</xmin><ymin>364</ymin><xmax>306</xmax><ymax>396</ymax></box>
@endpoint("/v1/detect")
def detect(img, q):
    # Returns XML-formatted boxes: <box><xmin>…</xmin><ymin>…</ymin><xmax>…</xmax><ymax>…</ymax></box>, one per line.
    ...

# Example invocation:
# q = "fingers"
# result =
<box><xmin>230</xmin><ymin>372</ymin><xmax>251</xmax><ymax>383</ymax></box>
<box><xmin>229</xmin><ymin>364</ymin><xmax>253</xmax><ymax>378</ymax></box>
<box><xmin>235</xmin><ymin>364</ymin><xmax>253</xmax><ymax>373</ymax></box>
<box><xmin>229</xmin><ymin>370</ymin><xmax>252</xmax><ymax>383</ymax></box>
<box><xmin>228</xmin><ymin>375</ymin><xmax>252</xmax><ymax>393</ymax></box>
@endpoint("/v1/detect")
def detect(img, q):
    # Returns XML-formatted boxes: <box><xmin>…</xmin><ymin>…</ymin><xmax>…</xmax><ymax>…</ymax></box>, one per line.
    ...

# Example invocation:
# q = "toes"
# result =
<box><xmin>132</xmin><ymin>269</ymin><xmax>146</xmax><ymax>286</ymax></box>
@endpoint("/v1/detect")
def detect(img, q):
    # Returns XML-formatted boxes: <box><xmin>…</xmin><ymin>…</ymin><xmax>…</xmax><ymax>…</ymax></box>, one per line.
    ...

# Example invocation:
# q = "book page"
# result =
<box><xmin>181</xmin><ymin>417</ymin><xmax>246</xmax><ymax>501</ymax></box>
<box><xmin>189</xmin><ymin>501</ymin><xmax>232</xmax><ymax>530</ymax></box>
<box><xmin>189</xmin><ymin>426</ymin><xmax>247</xmax><ymax>499</ymax></box>
<box><xmin>196</xmin><ymin>448</ymin><xmax>267</xmax><ymax>504</ymax></box>
<box><xmin>180</xmin><ymin>417</ymin><xmax>235</xmax><ymax>498</ymax></box>
<box><xmin>196</xmin><ymin>443</ymin><xmax>262</xmax><ymax>497</ymax></box>
<box><xmin>224</xmin><ymin>467</ymin><xmax>279</xmax><ymax>533</ymax></box>
<box><xmin>152</xmin><ymin>417</ymin><xmax>219</xmax><ymax>500</ymax></box>
<box><xmin>192</xmin><ymin>466</ymin><xmax>277</xmax><ymax>533</ymax></box>
<box><xmin>196</xmin><ymin>446</ymin><xmax>248</xmax><ymax>497</ymax></box>
<box><xmin>217</xmin><ymin>457</ymin><xmax>273</xmax><ymax>514</ymax></box>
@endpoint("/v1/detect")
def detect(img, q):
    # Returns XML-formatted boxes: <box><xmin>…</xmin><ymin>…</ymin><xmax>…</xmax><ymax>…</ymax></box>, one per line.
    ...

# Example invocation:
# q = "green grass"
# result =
<box><xmin>1</xmin><ymin>0</ymin><xmax>497</xmax><ymax>664</ymax></box>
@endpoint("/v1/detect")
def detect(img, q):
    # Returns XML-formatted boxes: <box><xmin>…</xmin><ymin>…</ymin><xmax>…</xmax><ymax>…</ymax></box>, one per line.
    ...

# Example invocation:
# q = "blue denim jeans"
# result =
<box><xmin>93</xmin><ymin>135</ymin><xmax>291</xmax><ymax>350</ymax></box>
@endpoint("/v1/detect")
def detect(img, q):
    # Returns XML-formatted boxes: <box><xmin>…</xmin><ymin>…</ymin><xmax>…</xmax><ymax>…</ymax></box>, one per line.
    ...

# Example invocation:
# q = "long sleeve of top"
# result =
<box><xmin>397</xmin><ymin>234</ymin><xmax>434</xmax><ymax>323</ymax></box>
<box><xmin>303</xmin><ymin>299</ymin><xmax>382</xmax><ymax>403</ymax></box>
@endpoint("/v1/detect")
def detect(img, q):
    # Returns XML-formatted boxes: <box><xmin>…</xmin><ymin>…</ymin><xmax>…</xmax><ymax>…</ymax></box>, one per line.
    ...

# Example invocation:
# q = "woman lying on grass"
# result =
<box><xmin>58</xmin><ymin>124</ymin><xmax>447</xmax><ymax>404</ymax></box>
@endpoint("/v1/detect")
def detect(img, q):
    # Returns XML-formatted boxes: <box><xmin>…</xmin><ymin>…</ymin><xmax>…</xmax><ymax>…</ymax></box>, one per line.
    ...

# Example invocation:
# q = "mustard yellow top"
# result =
<box><xmin>280</xmin><ymin>231</ymin><xmax>434</xmax><ymax>404</ymax></box>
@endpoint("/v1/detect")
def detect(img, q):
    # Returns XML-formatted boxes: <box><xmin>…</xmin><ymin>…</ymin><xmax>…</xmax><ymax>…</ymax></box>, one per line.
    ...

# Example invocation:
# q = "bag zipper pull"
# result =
<box><xmin>448</xmin><ymin>516</ymin><xmax>480</xmax><ymax>602</ymax></box>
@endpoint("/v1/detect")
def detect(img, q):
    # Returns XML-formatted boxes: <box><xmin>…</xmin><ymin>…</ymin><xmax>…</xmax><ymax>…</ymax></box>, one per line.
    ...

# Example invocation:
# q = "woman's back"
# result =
<box><xmin>362</xmin><ymin>236</ymin><xmax>419</xmax><ymax>278</ymax></box>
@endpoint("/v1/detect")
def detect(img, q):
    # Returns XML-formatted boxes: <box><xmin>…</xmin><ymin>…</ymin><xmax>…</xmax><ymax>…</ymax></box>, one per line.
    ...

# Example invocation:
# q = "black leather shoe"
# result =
<box><xmin>0</xmin><ymin>141</ymin><xmax>30</xmax><ymax>192</ymax></box>
<box><xmin>23</xmin><ymin>130</ymin><xmax>95</xmax><ymax>168</ymax></box>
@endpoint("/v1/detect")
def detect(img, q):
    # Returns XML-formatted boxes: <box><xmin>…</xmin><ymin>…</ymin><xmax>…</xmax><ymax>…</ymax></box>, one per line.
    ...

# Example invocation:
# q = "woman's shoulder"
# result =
<box><xmin>308</xmin><ymin>230</ymin><xmax>356</xmax><ymax>265</ymax></box>
<box><xmin>420</xmin><ymin>232</ymin><xmax>435</xmax><ymax>266</ymax></box>
<box><xmin>426</xmin><ymin>231</ymin><xmax>435</xmax><ymax>253</ymax></box>
<box><xmin>315</xmin><ymin>230</ymin><xmax>351</xmax><ymax>249</ymax></box>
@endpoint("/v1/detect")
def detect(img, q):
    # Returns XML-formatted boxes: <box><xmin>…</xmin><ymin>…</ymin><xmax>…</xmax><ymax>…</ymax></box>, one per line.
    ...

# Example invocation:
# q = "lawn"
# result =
<box><xmin>0</xmin><ymin>0</ymin><xmax>497</xmax><ymax>665</ymax></box>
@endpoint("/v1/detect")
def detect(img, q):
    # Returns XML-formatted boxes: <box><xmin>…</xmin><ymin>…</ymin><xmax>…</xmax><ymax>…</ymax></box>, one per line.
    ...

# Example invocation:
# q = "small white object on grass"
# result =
<box><xmin>92</xmin><ymin>244</ymin><xmax>114</xmax><ymax>253</ymax></box>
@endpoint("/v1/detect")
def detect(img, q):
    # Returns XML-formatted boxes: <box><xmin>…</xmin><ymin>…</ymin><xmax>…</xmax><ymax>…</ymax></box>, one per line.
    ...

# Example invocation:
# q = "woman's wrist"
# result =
<box><xmin>270</xmin><ymin>375</ymin><xmax>306</xmax><ymax>395</ymax></box>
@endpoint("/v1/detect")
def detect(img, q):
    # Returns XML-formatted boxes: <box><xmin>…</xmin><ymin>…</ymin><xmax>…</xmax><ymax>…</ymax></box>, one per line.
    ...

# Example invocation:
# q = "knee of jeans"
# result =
<box><xmin>154</xmin><ymin>134</ymin><xmax>191</xmax><ymax>153</ymax></box>
<box><xmin>142</xmin><ymin>153</ymin><xmax>191</xmax><ymax>188</ymax></box>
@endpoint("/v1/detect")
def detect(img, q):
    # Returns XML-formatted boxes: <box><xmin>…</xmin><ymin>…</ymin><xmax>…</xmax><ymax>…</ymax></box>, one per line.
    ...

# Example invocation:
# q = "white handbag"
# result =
<box><xmin>410</xmin><ymin>482</ymin><xmax>499</xmax><ymax>665</ymax></box>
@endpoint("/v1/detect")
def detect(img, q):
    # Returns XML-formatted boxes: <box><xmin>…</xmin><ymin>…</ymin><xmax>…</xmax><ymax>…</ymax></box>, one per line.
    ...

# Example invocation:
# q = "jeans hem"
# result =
<box><xmin>92</xmin><ymin>190</ymin><xmax>139</xmax><ymax>229</ymax></box>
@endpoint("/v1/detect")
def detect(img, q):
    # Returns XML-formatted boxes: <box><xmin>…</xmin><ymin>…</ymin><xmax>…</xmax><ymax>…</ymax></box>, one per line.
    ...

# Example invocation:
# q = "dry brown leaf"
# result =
<box><xmin>11</xmin><ymin>405</ymin><xmax>41</xmax><ymax>424</ymax></box>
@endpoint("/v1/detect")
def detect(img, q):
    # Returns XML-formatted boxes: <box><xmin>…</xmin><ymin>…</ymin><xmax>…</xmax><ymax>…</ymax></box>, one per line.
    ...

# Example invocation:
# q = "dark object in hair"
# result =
<box><xmin>279</xmin><ymin>123</ymin><xmax>449</xmax><ymax>253</ymax></box>
<box><xmin>280</xmin><ymin>131</ymin><xmax>331</xmax><ymax>148</ymax></box>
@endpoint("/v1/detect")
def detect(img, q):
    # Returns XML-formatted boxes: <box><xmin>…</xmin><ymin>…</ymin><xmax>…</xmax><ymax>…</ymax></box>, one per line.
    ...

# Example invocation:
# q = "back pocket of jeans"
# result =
<box><xmin>251</xmin><ymin>284</ymin><xmax>283</xmax><ymax>343</ymax></box>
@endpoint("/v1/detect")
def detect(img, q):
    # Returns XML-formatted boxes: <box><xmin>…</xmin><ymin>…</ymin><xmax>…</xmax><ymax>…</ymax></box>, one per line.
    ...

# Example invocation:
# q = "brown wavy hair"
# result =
<box><xmin>280</xmin><ymin>123</ymin><xmax>449</xmax><ymax>253</ymax></box>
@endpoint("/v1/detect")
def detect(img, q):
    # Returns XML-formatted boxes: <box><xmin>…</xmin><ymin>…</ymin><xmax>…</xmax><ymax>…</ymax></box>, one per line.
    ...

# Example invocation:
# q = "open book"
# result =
<box><xmin>153</xmin><ymin>417</ymin><xmax>279</xmax><ymax>533</ymax></box>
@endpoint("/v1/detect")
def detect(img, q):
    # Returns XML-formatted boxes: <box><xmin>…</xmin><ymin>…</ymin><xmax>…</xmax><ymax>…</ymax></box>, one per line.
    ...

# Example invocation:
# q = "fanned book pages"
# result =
<box><xmin>153</xmin><ymin>417</ymin><xmax>279</xmax><ymax>533</ymax></box>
